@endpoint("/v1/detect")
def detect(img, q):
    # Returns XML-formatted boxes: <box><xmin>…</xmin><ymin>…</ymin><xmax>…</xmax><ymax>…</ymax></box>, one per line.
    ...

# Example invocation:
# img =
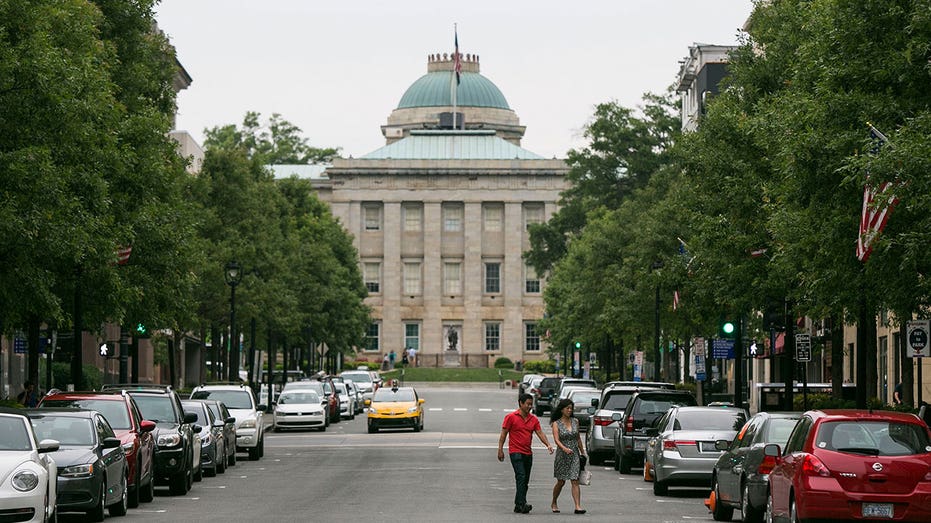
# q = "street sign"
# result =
<box><xmin>907</xmin><ymin>320</ymin><xmax>930</xmax><ymax>358</ymax></box>
<box><xmin>13</xmin><ymin>337</ymin><xmax>26</xmax><ymax>354</ymax></box>
<box><xmin>795</xmin><ymin>333</ymin><xmax>812</xmax><ymax>362</ymax></box>
<box><xmin>693</xmin><ymin>337</ymin><xmax>706</xmax><ymax>381</ymax></box>
<box><xmin>711</xmin><ymin>338</ymin><xmax>735</xmax><ymax>359</ymax></box>
<box><xmin>633</xmin><ymin>351</ymin><xmax>644</xmax><ymax>382</ymax></box>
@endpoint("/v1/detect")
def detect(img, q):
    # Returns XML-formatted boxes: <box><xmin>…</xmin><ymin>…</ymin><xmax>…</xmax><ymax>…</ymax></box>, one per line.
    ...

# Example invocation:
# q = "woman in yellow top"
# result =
<box><xmin>549</xmin><ymin>398</ymin><xmax>586</xmax><ymax>514</ymax></box>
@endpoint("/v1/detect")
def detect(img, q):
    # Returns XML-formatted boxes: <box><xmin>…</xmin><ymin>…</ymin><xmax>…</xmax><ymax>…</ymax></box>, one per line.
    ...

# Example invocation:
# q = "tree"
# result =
<box><xmin>204</xmin><ymin>112</ymin><xmax>340</xmax><ymax>164</ymax></box>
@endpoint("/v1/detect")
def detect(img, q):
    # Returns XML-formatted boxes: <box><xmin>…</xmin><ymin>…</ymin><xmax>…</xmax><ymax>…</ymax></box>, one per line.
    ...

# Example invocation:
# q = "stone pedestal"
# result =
<box><xmin>443</xmin><ymin>351</ymin><xmax>461</xmax><ymax>367</ymax></box>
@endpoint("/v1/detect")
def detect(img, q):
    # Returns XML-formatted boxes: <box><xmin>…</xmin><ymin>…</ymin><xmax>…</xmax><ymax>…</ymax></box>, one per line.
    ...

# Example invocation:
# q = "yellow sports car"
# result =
<box><xmin>365</xmin><ymin>386</ymin><xmax>424</xmax><ymax>433</ymax></box>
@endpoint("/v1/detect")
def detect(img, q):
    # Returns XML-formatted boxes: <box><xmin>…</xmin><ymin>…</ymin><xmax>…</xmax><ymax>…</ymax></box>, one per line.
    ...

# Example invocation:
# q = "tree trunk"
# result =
<box><xmin>855</xmin><ymin>297</ymin><xmax>872</xmax><ymax>409</ymax></box>
<box><xmin>167</xmin><ymin>335</ymin><xmax>176</xmax><ymax>389</ymax></box>
<box><xmin>831</xmin><ymin>314</ymin><xmax>844</xmax><ymax>399</ymax></box>
<box><xmin>783</xmin><ymin>303</ymin><xmax>795</xmax><ymax>411</ymax></box>
<box><xmin>27</xmin><ymin>317</ymin><xmax>41</xmax><ymax>391</ymax></box>
<box><xmin>901</xmin><ymin>321</ymin><xmax>914</xmax><ymax>406</ymax></box>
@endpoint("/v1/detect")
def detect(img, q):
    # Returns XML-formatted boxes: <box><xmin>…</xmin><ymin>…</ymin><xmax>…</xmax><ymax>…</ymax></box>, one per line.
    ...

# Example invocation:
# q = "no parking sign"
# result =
<box><xmin>907</xmin><ymin>320</ymin><xmax>929</xmax><ymax>358</ymax></box>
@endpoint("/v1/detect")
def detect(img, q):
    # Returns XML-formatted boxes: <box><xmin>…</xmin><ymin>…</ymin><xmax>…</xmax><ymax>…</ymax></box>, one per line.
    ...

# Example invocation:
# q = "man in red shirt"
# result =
<box><xmin>498</xmin><ymin>393</ymin><xmax>554</xmax><ymax>514</ymax></box>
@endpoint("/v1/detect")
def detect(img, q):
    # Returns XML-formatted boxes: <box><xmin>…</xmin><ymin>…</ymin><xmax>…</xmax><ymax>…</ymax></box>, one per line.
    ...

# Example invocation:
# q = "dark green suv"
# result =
<box><xmin>613</xmin><ymin>389</ymin><xmax>697</xmax><ymax>474</ymax></box>
<box><xmin>532</xmin><ymin>377</ymin><xmax>564</xmax><ymax>415</ymax></box>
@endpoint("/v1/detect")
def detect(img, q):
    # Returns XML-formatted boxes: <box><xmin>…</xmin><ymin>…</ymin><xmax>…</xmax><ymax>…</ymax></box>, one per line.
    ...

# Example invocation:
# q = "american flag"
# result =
<box><xmin>856</xmin><ymin>125</ymin><xmax>899</xmax><ymax>262</ymax></box>
<box><xmin>672</xmin><ymin>290</ymin><xmax>680</xmax><ymax>311</ymax></box>
<box><xmin>116</xmin><ymin>245</ymin><xmax>133</xmax><ymax>266</ymax></box>
<box><xmin>454</xmin><ymin>30</ymin><xmax>461</xmax><ymax>85</ymax></box>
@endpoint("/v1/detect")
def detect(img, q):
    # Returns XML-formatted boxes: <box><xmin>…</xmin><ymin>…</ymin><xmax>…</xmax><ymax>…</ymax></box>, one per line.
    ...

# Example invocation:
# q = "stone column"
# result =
<box><xmin>423</xmin><ymin>202</ymin><xmax>442</xmax><ymax>362</ymax></box>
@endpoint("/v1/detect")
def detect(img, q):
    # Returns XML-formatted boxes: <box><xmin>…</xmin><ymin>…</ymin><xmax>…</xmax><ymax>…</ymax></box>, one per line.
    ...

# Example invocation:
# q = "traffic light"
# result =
<box><xmin>719</xmin><ymin>319</ymin><xmax>736</xmax><ymax>338</ymax></box>
<box><xmin>99</xmin><ymin>343</ymin><xmax>109</xmax><ymax>357</ymax></box>
<box><xmin>135</xmin><ymin>323</ymin><xmax>149</xmax><ymax>338</ymax></box>
<box><xmin>575</xmin><ymin>341</ymin><xmax>581</xmax><ymax>349</ymax></box>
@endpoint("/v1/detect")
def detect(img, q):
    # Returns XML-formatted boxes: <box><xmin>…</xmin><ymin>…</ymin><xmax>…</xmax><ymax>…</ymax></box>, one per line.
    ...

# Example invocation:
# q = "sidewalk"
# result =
<box><xmin>402</xmin><ymin>381</ymin><xmax>517</xmax><ymax>390</ymax></box>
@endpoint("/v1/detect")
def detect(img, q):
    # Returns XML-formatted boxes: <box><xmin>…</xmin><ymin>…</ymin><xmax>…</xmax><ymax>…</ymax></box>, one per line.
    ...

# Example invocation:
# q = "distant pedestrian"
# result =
<box><xmin>382</xmin><ymin>353</ymin><xmax>390</xmax><ymax>371</ymax></box>
<box><xmin>389</xmin><ymin>350</ymin><xmax>396</xmax><ymax>369</ymax></box>
<box><xmin>549</xmin><ymin>398</ymin><xmax>586</xmax><ymax>514</ymax></box>
<box><xmin>498</xmin><ymin>393</ymin><xmax>554</xmax><ymax>514</ymax></box>
<box><xmin>407</xmin><ymin>347</ymin><xmax>417</xmax><ymax>367</ymax></box>
<box><xmin>893</xmin><ymin>382</ymin><xmax>904</xmax><ymax>405</ymax></box>
<box><xmin>16</xmin><ymin>381</ymin><xmax>38</xmax><ymax>408</ymax></box>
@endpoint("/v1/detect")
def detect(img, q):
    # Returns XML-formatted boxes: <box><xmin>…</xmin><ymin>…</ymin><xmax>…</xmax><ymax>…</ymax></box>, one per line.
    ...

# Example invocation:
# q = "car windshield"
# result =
<box><xmin>635</xmin><ymin>396</ymin><xmax>694</xmax><ymax>416</ymax></box>
<box><xmin>205</xmin><ymin>403</ymin><xmax>221</xmax><ymax>419</ymax></box>
<box><xmin>675</xmin><ymin>410</ymin><xmax>746</xmax><ymax>431</ymax></box>
<box><xmin>602</xmin><ymin>393</ymin><xmax>633</xmax><ymax>410</ymax></box>
<box><xmin>373</xmin><ymin>389</ymin><xmax>416</xmax><ymax>402</ymax></box>
<box><xmin>130</xmin><ymin>394</ymin><xmax>176</xmax><ymax>423</ymax></box>
<box><xmin>0</xmin><ymin>417</ymin><xmax>32</xmax><ymax>451</ymax></box>
<box><xmin>341</xmin><ymin>372</ymin><xmax>372</xmax><ymax>384</ymax></box>
<box><xmin>41</xmin><ymin>399</ymin><xmax>131</xmax><ymax>429</ymax></box>
<box><xmin>765</xmin><ymin>418</ymin><xmax>800</xmax><ymax>445</ymax></box>
<box><xmin>569</xmin><ymin>391</ymin><xmax>600</xmax><ymax>405</ymax></box>
<box><xmin>181</xmin><ymin>403</ymin><xmax>209</xmax><ymax>425</ymax></box>
<box><xmin>31</xmin><ymin>416</ymin><xmax>95</xmax><ymax>446</ymax></box>
<box><xmin>816</xmin><ymin>420</ymin><xmax>931</xmax><ymax>456</ymax></box>
<box><xmin>278</xmin><ymin>391</ymin><xmax>321</xmax><ymax>404</ymax></box>
<box><xmin>190</xmin><ymin>390</ymin><xmax>254</xmax><ymax>410</ymax></box>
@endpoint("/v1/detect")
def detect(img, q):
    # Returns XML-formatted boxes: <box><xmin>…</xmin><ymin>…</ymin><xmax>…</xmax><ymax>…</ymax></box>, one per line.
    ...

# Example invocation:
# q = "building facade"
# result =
<box><xmin>284</xmin><ymin>52</ymin><xmax>569</xmax><ymax>366</ymax></box>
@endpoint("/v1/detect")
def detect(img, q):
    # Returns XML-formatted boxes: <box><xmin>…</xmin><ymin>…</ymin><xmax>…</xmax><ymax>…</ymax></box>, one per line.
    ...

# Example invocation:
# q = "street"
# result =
<box><xmin>64</xmin><ymin>385</ymin><xmax>717</xmax><ymax>522</ymax></box>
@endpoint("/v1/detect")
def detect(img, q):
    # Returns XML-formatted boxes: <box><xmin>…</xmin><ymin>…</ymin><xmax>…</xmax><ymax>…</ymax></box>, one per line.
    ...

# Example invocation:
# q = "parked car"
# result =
<box><xmin>603</xmin><ymin>381</ymin><xmax>675</xmax><ymax>390</ymax></box>
<box><xmin>335</xmin><ymin>382</ymin><xmax>356</xmax><ymax>420</ymax></box>
<box><xmin>556</xmin><ymin>378</ymin><xmax>597</xmax><ymax>401</ymax></box>
<box><xmin>27</xmin><ymin>408</ymin><xmax>129</xmax><ymax>520</ymax></box>
<box><xmin>190</xmin><ymin>383</ymin><xmax>268</xmax><ymax>461</ymax></box>
<box><xmin>586</xmin><ymin>384</ymin><xmax>671</xmax><ymax>466</ymax></box>
<box><xmin>0</xmin><ymin>408</ymin><xmax>58</xmax><ymax>523</ymax></box>
<box><xmin>919</xmin><ymin>403</ymin><xmax>930</xmax><ymax>428</ymax></box>
<box><xmin>710</xmin><ymin>411</ymin><xmax>800</xmax><ymax>522</ymax></box>
<box><xmin>113</xmin><ymin>385</ymin><xmax>198</xmax><ymax>496</ymax></box>
<box><xmin>181</xmin><ymin>401</ymin><xmax>226</xmax><ymax>477</ymax></box>
<box><xmin>567</xmin><ymin>388</ymin><xmax>601</xmax><ymax>432</ymax></box>
<box><xmin>199</xmin><ymin>400</ymin><xmax>237</xmax><ymax>468</ymax></box>
<box><xmin>281</xmin><ymin>380</ymin><xmax>332</xmax><ymax>427</ymax></box>
<box><xmin>366</xmin><ymin>385</ymin><xmax>424</xmax><ymax>433</ymax></box>
<box><xmin>273</xmin><ymin>389</ymin><xmax>327</xmax><ymax>432</ymax></box>
<box><xmin>339</xmin><ymin>370</ymin><xmax>378</xmax><ymax>401</ymax></box>
<box><xmin>345</xmin><ymin>380</ymin><xmax>364</xmax><ymax>414</ymax></box>
<box><xmin>614</xmin><ymin>389</ymin><xmax>698</xmax><ymax>473</ymax></box>
<box><xmin>519</xmin><ymin>374</ymin><xmax>545</xmax><ymax>396</ymax></box>
<box><xmin>533</xmin><ymin>377</ymin><xmax>564</xmax><ymax>416</ymax></box>
<box><xmin>643</xmin><ymin>406</ymin><xmax>747</xmax><ymax>495</ymax></box>
<box><xmin>40</xmin><ymin>390</ymin><xmax>156</xmax><ymax>507</ymax></box>
<box><xmin>290</xmin><ymin>375</ymin><xmax>342</xmax><ymax>424</ymax></box>
<box><xmin>765</xmin><ymin>409</ymin><xmax>931</xmax><ymax>523</ymax></box>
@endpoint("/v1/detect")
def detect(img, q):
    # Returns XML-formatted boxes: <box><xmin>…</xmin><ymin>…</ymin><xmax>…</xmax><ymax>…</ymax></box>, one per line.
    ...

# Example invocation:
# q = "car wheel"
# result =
<box><xmin>140</xmin><ymin>471</ymin><xmax>155</xmax><ymax>503</ymax></box>
<box><xmin>248</xmin><ymin>443</ymin><xmax>261</xmax><ymax>460</ymax></box>
<box><xmin>742</xmin><ymin>480</ymin><xmax>762</xmax><ymax>523</ymax></box>
<box><xmin>613</xmin><ymin>448</ymin><xmax>620</xmax><ymax>471</ymax></box>
<box><xmin>368</xmin><ymin>421</ymin><xmax>378</xmax><ymax>433</ymax></box>
<box><xmin>108</xmin><ymin>473</ymin><xmax>128</xmax><ymax>517</ymax></box>
<box><xmin>216</xmin><ymin>445</ymin><xmax>226</xmax><ymax>474</ymax></box>
<box><xmin>185</xmin><ymin>459</ymin><xmax>193</xmax><ymax>491</ymax></box>
<box><xmin>194</xmin><ymin>459</ymin><xmax>203</xmax><ymax>482</ymax></box>
<box><xmin>228</xmin><ymin>447</ymin><xmax>237</xmax><ymax>467</ymax></box>
<box><xmin>711</xmin><ymin>476</ymin><xmax>734</xmax><ymax>521</ymax></box>
<box><xmin>258</xmin><ymin>435</ymin><xmax>265</xmax><ymax>457</ymax></box>
<box><xmin>169</xmin><ymin>468</ymin><xmax>187</xmax><ymax>495</ymax></box>
<box><xmin>789</xmin><ymin>496</ymin><xmax>799</xmax><ymax>523</ymax></box>
<box><xmin>88</xmin><ymin>482</ymin><xmax>106</xmax><ymax>522</ymax></box>
<box><xmin>764</xmin><ymin>489</ymin><xmax>774</xmax><ymax>523</ymax></box>
<box><xmin>127</xmin><ymin>467</ymin><xmax>140</xmax><ymax>508</ymax></box>
<box><xmin>618</xmin><ymin>450</ymin><xmax>632</xmax><ymax>474</ymax></box>
<box><xmin>652</xmin><ymin>478</ymin><xmax>668</xmax><ymax>496</ymax></box>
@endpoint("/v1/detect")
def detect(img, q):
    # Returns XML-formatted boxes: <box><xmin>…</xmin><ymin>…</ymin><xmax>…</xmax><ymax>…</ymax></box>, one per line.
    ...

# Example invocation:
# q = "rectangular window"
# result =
<box><xmin>363</xmin><ymin>204</ymin><xmax>382</xmax><ymax>231</ymax></box>
<box><xmin>403</xmin><ymin>204</ymin><xmax>422</xmax><ymax>232</ymax></box>
<box><xmin>483</xmin><ymin>204</ymin><xmax>503</xmax><ymax>232</ymax></box>
<box><xmin>404</xmin><ymin>323</ymin><xmax>420</xmax><ymax>352</ymax></box>
<box><xmin>525</xmin><ymin>323</ymin><xmax>541</xmax><ymax>352</ymax></box>
<box><xmin>443</xmin><ymin>204</ymin><xmax>463</xmax><ymax>232</ymax></box>
<box><xmin>524</xmin><ymin>204</ymin><xmax>544</xmax><ymax>231</ymax></box>
<box><xmin>525</xmin><ymin>264</ymin><xmax>540</xmax><ymax>294</ymax></box>
<box><xmin>485</xmin><ymin>322</ymin><xmax>501</xmax><ymax>351</ymax></box>
<box><xmin>403</xmin><ymin>262</ymin><xmax>421</xmax><ymax>295</ymax></box>
<box><xmin>365</xmin><ymin>323</ymin><xmax>380</xmax><ymax>352</ymax></box>
<box><xmin>485</xmin><ymin>262</ymin><xmax>501</xmax><ymax>293</ymax></box>
<box><xmin>363</xmin><ymin>262</ymin><xmax>380</xmax><ymax>293</ymax></box>
<box><xmin>444</xmin><ymin>262</ymin><xmax>462</xmax><ymax>295</ymax></box>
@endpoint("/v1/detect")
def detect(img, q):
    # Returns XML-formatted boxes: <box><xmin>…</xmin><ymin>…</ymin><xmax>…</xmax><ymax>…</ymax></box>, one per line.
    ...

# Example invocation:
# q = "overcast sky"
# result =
<box><xmin>154</xmin><ymin>1</ymin><xmax>754</xmax><ymax>160</ymax></box>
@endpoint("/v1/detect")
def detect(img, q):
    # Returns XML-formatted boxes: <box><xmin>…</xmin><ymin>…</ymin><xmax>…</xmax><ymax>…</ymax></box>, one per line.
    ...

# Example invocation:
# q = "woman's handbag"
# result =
<box><xmin>579</xmin><ymin>470</ymin><xmax>592</xmax><ymax>486</ymax></box>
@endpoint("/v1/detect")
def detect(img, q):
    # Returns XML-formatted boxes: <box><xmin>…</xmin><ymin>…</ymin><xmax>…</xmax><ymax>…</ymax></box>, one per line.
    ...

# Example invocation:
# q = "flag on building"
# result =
<box><xmin>454</xmin><ymin>29</ymin><xmax>461</xmax><ymax>85</ymax></box>
<box><xmin>856</xmin><ymin>124</ymin><xmax>899</xmax><ymax>262</ymax></box>
<box><xmin>672</xmin><ymin>290</ymin><xmax>680</xmax><ymax>311</ymax></box>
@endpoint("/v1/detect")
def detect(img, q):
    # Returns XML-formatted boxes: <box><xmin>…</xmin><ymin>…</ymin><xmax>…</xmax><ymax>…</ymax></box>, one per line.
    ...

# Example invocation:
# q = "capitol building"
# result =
<box><xmin>274</xmin><ymin>51</ymin><xmax>569</xmax><ymax>367</ymax></box>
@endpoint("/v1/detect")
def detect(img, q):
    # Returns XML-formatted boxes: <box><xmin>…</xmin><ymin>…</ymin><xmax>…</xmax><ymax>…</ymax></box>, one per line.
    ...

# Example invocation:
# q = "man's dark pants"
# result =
<box><xmin>509</xmin><ymin>452</ymin><xmax>533</xmax><ymax>509</ymax></box>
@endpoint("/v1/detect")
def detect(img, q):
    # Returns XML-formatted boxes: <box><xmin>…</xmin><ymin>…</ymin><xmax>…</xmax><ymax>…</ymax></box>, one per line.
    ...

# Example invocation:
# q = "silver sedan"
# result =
<box><xmin>644</xmin><ymin>406</ymin><xmax>747</xmax><ymax>496</ymax></box>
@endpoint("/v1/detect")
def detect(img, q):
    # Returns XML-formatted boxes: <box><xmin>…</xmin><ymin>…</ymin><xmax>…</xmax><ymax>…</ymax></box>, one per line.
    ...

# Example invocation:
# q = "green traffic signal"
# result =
<box><xmin>575</xmin><ymin>341</ymin><xmax>581</xmax><ymax>349</ymax></box>
<box><xmin>135</xmin><ymin>323</ymin><xmax>148</xmax><ymax>337</ymax></box>
<box><xmin>722</xmin><ymin>322</ymin><xmax>735</xmax><ymax>335</ymax></box>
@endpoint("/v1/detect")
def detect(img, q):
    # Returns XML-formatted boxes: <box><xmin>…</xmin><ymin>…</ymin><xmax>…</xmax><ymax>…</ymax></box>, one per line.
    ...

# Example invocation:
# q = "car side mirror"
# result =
<box><xmin>140</xmin><ymin>420</ymin><xmax>157</xmax><ymax>433</ymax></box>
<box><xmin>225</xmin><ymin>417</ymin><xmax>236</xmax><ymax>424</ymax></box>
<box><xmin>213</xmin><ymin>420</ymin><xmax>226</xmax><ymax>428</ymax></box>
<box><xmin>715</xmin><ymin>439</ymin><xmax>731</xmax><ymax>451</ymax></box>
<box><xmin>586</xmin><ymin>407</ymin><xmax>595</xmax><ymax>415</ymax></box>
<box><xmin>763</xmin><ymin>443</ymin><xmax>782</xmax><ymax>458</ymax></box>
<box><xmin>418</xmin><ymin>399</ymin><xmax>425</xmax><ymax>405</ymax></box>
<box><xmin>193</xmin><ymin>424</ymin><xmax>203</xmax><ymax>434</ymax></box>
<box><xmin>591</xmin><ymin>398</ymin><xmax>599</xmax><ymax>407</ymax></box>
<box><xmin>364</xmin><ymin>399</ymin><xmax>371</xmax><ymax>406</ymax></box>
<box><xmin>38</xmin><ymin>439</ymin><xmax>60</xmax><ymax>453</ymax></box>
<box><xmin>183</xmin><ymin>412</ymin><xmax>198</xmax><ymax>424</ymax></box>
<box><xmin>256</xmin><ymin>404</ymin><xmax>268</xmax><ymax>412</ymax></box>
<box><xmin>102</xmin><ymin>437</ymin><xmax>122</xmax><ymax>449</ymax></box>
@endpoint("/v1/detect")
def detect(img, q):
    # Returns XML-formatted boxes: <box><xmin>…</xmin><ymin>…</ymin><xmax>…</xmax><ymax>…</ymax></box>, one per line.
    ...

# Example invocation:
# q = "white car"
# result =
<box><xmin>273</xmin><ymin>390</ymin><xmax>327</xmax><ymax>432</ymax></box>
<box><xmin>339</xmin><ymin>371</ymin><xmax>376</xmax><ymax>401</ymax></box>
<box><xmin>0</xmin><ymin>410</ymin><xmax>59</xmax><ymax>523</ymax></box>
<box><xmin>335</xmin><ymin>382</ymin><xmax>356</xmax><ymax>420</ymax></box>
<box><xmin>190</xmin><ymin>384</ymin><xmax>268</xmax><ymax>461</ymax></box>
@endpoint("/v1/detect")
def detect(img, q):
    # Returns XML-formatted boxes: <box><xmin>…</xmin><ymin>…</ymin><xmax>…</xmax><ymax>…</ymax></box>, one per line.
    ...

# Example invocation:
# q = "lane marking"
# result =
<box><xmin>478</xmin><ymin>408</ymin><xmax>492</xmax><ymax>412</ymax></box>
<box><xmin>200</xmin><ymin>486</ymin><xmax>226</xmax><ymax>489</ymax></box>
<box><xmin>453</xmin><ymin>408</ymin><xmax>468</xmax><ymax>411</ymax></box>
<box><xmin>428</xmin><ymin>408</ymin><xmax>443</xmax><ymax>411</ymax></box>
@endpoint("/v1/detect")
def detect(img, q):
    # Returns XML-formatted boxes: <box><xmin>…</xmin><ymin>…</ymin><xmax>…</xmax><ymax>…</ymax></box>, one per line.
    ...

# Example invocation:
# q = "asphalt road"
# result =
<box><xmin>61</xmin><ymin>384</ymin><xmax>718</xmax><ymax>522</ymax></box>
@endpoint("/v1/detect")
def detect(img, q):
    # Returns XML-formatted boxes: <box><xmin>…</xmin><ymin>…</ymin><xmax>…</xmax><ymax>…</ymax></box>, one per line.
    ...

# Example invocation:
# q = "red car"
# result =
<box><xmin>765</xmin><ymin>409</ymin><xmax>931</xmax><ymax>522</ymax></box>
<box><xmin>40</xmin><ymin>390</ymin><xmax>157</xmax><ymax>508</ymax></box>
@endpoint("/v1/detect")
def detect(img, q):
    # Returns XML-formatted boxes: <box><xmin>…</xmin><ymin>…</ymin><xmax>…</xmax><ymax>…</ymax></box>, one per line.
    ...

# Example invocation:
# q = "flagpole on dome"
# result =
<box><xmin>451</xmin><ymin>23</ymin><xmax>461</xmax><ymax>158</ymax></box>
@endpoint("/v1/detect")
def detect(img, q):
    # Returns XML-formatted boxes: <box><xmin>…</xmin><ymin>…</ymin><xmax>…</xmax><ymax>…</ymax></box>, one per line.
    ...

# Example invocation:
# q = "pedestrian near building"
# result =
<box><xmin>388</xmin><ymin>350</ymin><xmax>396</xmax><ymax>369</ymax></box>
<box><xmin>549</xmin><ymin>398</ymin><xmax>586</xmax><ymax>514</ymax></box>
<box><xmin>497</xmin><ymin>393</ymin><xmax>554</xmax><ymax>514</ymax></box>
<box><xmin>893</xmin><ymin>382</ymin><xmax>904</xmax><ymax>405</ymax></box>
<box><xmin>16</xmin><ymin>381</ymin><xmax>38</xmax><ymax>408</ymax></box>
<box><xmin>407</xmin><ymin>347</ymin><xmax>417</xmax><ymax>367</ymax></box>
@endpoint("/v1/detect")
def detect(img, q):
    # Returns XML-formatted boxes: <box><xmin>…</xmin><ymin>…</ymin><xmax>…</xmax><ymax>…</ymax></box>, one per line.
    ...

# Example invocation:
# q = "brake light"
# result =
<box><xmin>593</xmin><ymin>416</ymin><xmax>613</xmax><ymax>427</ymax></box>
<box><xmin>663</xmin><ymin>440</ymin><xmax>696</xmax><ymax>452</ymax></box>
<box><xmin>758</xmin><ymin>454</ymin><xmax>777</xmax><ymax>475</ymax></box>
<box><xmin>625</xmin><ymin>416</ymin><xmax>634</xmax><ymax>433</ymax></box>
<box><xmin>924</xmin><ymin>471</ymin><xmax>931</xmax><ymax>481</ymax></box>
<box><xmin>801</xmin><ymin>454</ymin><xmax>831</xmax><ymax>478</ymax></box>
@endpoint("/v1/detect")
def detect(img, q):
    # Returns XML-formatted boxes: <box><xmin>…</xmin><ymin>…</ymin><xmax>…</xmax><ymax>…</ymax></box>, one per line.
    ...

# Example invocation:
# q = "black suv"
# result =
<box><xmin>111</xmin><ymin>385</ymin><xmax>199</xmax><ymax>495</ymax></box>
<box><xmin>613</xmin><ymin>389</ymin><xmax>697</xmax><ymax>474</ymax></box>
<box><xmin>532</xmin><ymin>377</ymin><xmax>564</xmax><ymax>415</ymax></box>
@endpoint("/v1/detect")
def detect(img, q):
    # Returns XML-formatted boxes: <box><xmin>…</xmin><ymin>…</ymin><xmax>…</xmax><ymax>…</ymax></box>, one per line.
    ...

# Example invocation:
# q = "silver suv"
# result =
<box><xmin>585</xmin><ymin>382</ymin><xmax>673</xmax><ymax>466</ymax></box>
<box><xmin>190</xmin><ymin>384</ymin><xmax>268</xmax><ymax>461</ymax></box>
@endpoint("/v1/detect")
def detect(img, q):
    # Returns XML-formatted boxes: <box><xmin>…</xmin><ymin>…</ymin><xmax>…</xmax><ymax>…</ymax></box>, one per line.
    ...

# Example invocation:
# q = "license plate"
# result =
<box><xmin>862</xmin><ymin>503</ymin><xmax>893</xmax><ymax>519</ymax></box>
<box><xmin>634</xmin><ymin>440</ymin><xmax>646</xmax><ymax>451</ymax></box>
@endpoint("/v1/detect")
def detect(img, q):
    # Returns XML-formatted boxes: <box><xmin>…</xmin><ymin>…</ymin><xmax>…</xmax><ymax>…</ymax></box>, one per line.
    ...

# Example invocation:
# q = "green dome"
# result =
<box><xmin>397</xmin><ymin>71</ymin><xmax>510</xmax><ymax>109</ymax></box>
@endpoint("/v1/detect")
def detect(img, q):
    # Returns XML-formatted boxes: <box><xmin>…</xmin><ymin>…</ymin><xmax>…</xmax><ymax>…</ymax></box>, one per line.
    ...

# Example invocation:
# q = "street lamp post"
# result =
<box><xmin>651</xmin><ymin>260</ymin><xmax>664</xmax><ymax>382</ymax></box>
<box><xmin>224</xmin><ymin>261</ymin><xmax>243</xmax><ymax>381</ymax></box>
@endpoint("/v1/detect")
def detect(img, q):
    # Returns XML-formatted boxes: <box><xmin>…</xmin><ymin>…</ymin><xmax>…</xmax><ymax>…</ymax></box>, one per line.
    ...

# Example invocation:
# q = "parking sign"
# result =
<box><xmin>907</xmin><ymin>320</ymin><xmax>930</xmax><ymax>358</ymax></box>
